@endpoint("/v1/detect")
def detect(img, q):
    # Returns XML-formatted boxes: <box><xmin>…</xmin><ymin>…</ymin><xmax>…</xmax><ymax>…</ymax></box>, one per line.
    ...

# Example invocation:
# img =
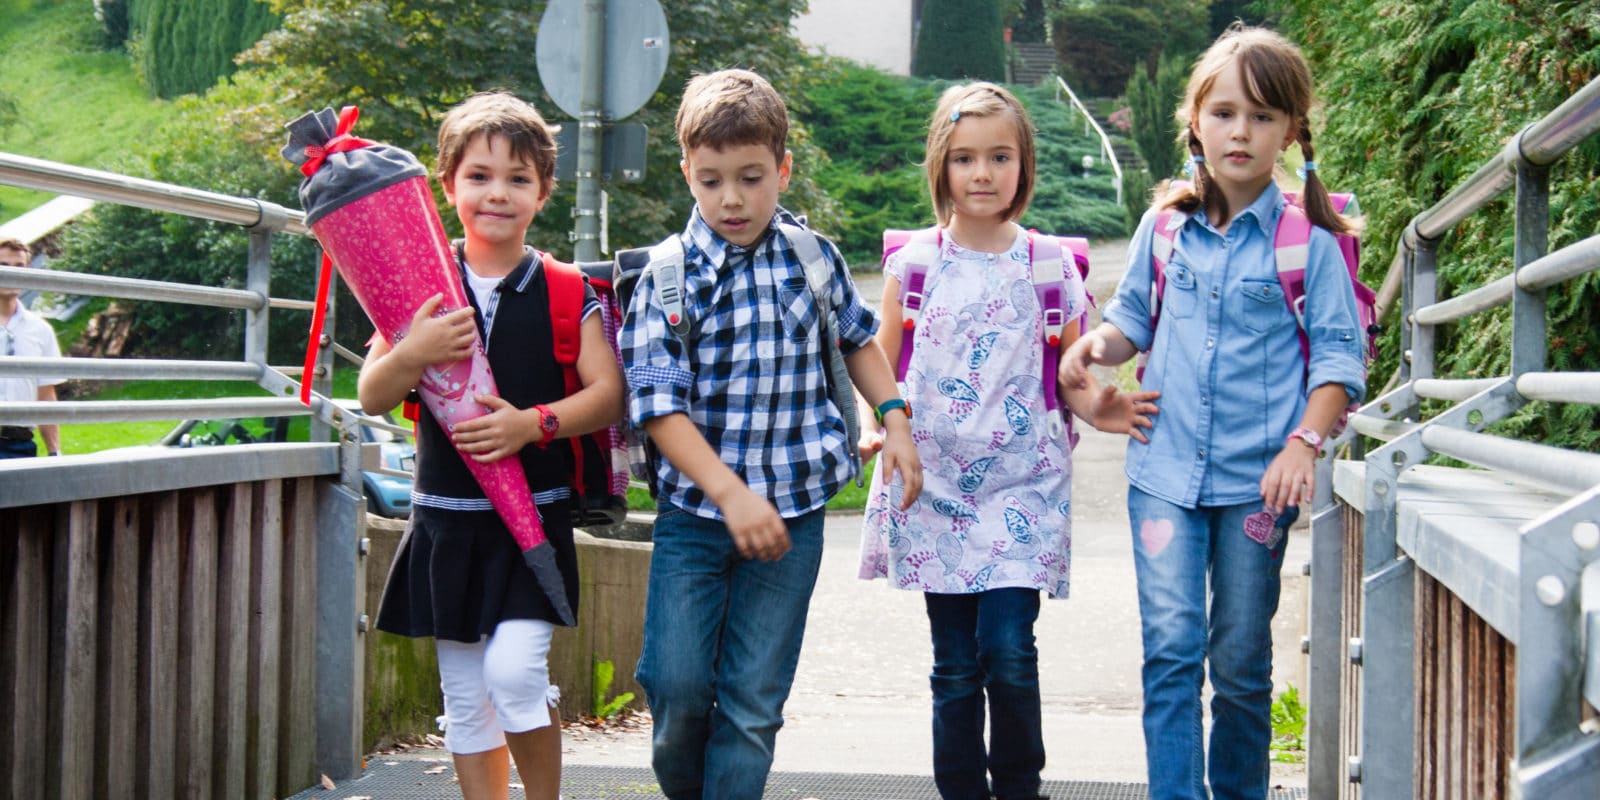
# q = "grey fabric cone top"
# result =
<box><xmin>281</xmin><ymin>107</ymin><xmax>429</xmax><ymax>226</ymax></box>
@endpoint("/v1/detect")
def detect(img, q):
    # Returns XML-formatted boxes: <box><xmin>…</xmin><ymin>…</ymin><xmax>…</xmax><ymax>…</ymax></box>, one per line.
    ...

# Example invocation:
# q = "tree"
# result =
<box><xmin>122</xmin><ymin>0</ymin><xmax>280</xmax><ymax>97</ymax></box>
<box><xmin>1125</xmin><ymin>51</ymin><xmax>1186</xmax><ymax>181</ymax></box>
<box><xmin>913</xmin><ymin>0</ymin><xmax>1007</xmax><ymax>82</ymax></box>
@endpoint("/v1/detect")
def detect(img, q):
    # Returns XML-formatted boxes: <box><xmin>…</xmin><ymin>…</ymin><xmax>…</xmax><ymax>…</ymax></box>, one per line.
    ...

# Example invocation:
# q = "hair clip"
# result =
<box><xmin>1184</xmin><ymin>153</ymin><xmax>1204</xmax><ymax>177</ymax></box>
<box><xmin>950</xmin><ymin>109</ymin><xmax>961</xmax><ymax>122</ymax></box>
<box><xmin>1191</xmin><ymin>154</ymin><xmax>1206</xmax><ymax>163</ymax></box>
<box><xmin>1296</xmin><ymin>160</ymin><xmax>1318</xmax><ymax>180</ymax></box>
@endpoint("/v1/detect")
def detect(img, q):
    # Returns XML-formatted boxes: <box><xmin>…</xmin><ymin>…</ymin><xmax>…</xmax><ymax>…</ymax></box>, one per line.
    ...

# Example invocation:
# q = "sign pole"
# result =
<box><xmin>574</xmin><ymin>0</ymin><xmax>606</xmax><ymax>262</ymax></box>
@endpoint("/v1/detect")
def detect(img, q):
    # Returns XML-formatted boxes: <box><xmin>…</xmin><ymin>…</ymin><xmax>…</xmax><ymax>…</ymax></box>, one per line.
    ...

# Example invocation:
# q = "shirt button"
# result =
<box><xmin>1211</xmin><ymin>289</ymin><xmax>1219</xmax><ymax>299</ymax></box>
<box><xmin>1206</xmin><ymin>338</ymin><xmax>1215</xmax><ymax>348</ymax></box>
<box><xmin>1198</xmin><ymin>450</ymin><xmax>1206</xmax><ymax>459</ymax></box>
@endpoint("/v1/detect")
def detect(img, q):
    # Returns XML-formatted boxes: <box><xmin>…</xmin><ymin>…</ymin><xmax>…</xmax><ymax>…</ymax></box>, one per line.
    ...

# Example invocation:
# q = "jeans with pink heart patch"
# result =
<box><xmin>1126</xmin><ymin>486</ymin><xmax>1295</xmax><ymax>800</ymax></box>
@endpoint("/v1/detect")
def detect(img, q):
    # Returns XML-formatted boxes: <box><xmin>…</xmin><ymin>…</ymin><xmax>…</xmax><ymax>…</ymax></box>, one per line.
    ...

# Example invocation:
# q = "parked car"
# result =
<box><xmin>162</xmin><ymin>401</ymin><xmax>415</xmax><ymax>518</ymax></box>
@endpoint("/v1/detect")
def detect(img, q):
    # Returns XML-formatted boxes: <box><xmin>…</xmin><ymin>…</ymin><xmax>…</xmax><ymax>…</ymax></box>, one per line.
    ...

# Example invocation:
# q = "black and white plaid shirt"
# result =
<box><xmin>620</xmin><ymin>207</ymin><xmax>878</xmax><ymax>519</ymax></box>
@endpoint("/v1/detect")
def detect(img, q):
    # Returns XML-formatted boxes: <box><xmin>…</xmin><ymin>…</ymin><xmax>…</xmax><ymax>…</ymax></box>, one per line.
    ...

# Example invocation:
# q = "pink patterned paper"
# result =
<box><xmin>311</xmin><ymin>177</ymin><xmax>545</xmax><ymax>553</ymax></box>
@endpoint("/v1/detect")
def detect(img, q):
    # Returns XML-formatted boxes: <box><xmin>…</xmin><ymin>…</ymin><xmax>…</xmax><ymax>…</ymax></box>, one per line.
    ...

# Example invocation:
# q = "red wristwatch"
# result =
<box><xmin>534</xmin><ymin>404</ymin><xmax>560</xmax><ymax>445</ymax></box>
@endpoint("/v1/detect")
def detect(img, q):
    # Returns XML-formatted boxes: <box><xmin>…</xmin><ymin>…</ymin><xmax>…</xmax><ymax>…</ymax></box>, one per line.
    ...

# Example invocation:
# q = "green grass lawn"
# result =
<box><xmin>0</xmin><ymin>0</ymin><xmax>176</xmax><ymax>224</ymax></box>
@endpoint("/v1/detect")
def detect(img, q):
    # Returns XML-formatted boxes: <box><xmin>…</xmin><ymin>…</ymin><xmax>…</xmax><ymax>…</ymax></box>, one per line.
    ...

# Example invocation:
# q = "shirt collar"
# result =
<box><xmin>1193</xmin><ymin>181</ymin><xmax>1285</xmax><ymax>238</ymax></box>
<box><xmin>453</xmin><ymin>241</ymin><xmax>540</xmax><ymax>294</ymax></box>
<box><xmin>683</xmin><ymin>205</ymin><xmax>790</xmax><ymax>272</ymax></box>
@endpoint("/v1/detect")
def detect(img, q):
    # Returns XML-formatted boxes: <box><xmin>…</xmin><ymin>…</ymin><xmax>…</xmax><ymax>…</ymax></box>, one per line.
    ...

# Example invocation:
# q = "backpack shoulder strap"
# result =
<box><xmin>888</xmin><ymin>227</ymin><xmax>941</xmax><ymax>381</ymax></box>
<box><xmin>646</xmin><ymin>236</ymin><xmax>690</xmax><ymax>339</ymax></box>
<box><xmin>1136</xmin><ymin>208</ymin><xmax>1187</xmax><ymax>382</ymax></box>
<box><xmin>778</xmin><ymin>222</ymin><xmax>864</xmax><ymax>485</ymax></box>
<box><xmin>1028</xmin><ymin>231</ymin><xmax>1073</xmax><ymax>442</ymax></box>
<box><xmin>1273</xmin><ymin>202</ymin><xmax>1315</xmax><ymax>365</ymax></box>
<box><xmin>543</xmin><ymin>253</ymin><xmax>585</xmax><ymax>374</ymax></box>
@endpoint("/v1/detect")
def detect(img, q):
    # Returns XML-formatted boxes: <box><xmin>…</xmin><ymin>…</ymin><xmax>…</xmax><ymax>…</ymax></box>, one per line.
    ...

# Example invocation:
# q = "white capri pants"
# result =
<box><xmin>434</xmin><ymin>619</ymin><xmax>561</xmax><ymax>755</ymax></box>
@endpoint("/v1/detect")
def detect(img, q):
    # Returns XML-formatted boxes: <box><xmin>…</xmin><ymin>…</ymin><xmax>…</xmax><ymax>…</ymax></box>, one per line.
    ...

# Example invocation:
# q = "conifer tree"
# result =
<box><xmin>913</xmin><ymin>0</ymin><xmax>1006</xmax><ymax>82</ymax></box>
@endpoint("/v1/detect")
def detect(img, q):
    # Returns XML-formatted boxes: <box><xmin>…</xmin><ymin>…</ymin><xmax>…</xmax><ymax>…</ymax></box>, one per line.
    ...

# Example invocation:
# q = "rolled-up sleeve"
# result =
<box><xmin>619</xmin><ymin>265</ymin><xmax>695</xmax><ymax>427</ymax></box>
<box><xmin>1101</xmin><ymin>209</ymin><xmax>1160</xmax><ymax>351</ymax></box>
<box><xmin>825</xmin><ymin>238</ymin><xmax>879</xmax><ymax>354</ymax></box>
<box><xmin>1304</xmin><ymin>227</ymin><xmax>1367</xmax><ymax>402</ymax></box>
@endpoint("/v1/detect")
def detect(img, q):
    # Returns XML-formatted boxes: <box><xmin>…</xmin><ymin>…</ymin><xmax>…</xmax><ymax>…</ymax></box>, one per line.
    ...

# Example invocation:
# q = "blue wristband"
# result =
<box><xmin>874</xmin><ymin>398</ymin><xmax>911</xmax><ymax>425</ymax></box>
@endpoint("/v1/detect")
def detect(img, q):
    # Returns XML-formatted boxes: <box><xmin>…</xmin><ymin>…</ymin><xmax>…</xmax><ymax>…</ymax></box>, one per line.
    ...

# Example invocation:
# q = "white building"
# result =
<box><xmin>793</xmin><ymin>0</ymin><xmax>918</xmax><ymax>75</ymax></box>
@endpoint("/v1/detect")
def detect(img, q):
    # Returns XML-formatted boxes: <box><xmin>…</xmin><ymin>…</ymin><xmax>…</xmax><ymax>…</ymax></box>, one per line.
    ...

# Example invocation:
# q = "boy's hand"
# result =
<box><xmin>722</xmin><ymin>488</ymin><xmax>791</xmax><ymax>561</ymax></box>
<box><xmin>1089</xmin><ymin>386</ymin><xmax>1161</xmax><ymax>444</ymax></box>
<box><xmin>395</xmin><ymin>294</ymin><xmax>477</xmax><ymax>369</ymax></box>
<box><xmin>878</xmin><ymin>417</ymin><xmax>922</xmax><ymax>509</ymax></box>
<box><xmin>452</xmin><ymin>395</ymin><xmax>534</xmax><ymax>463</ymax></box>
<box><xmin>1058</xmin><ymin>330</ymin><xmax>1106</xmax><ymax>392</ymax></box>
<box><xmin>1261</xmin><ymin>440</ymin><xmax>1318</xmax><ymax>515</ymax></box>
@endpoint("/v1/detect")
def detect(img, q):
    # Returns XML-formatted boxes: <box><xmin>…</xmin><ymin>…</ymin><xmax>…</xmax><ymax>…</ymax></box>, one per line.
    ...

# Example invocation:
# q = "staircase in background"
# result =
<box><xmin>1010</xmin><ymin>41</ymin><xmax>1057</xmax><ymax>86</ymax></box>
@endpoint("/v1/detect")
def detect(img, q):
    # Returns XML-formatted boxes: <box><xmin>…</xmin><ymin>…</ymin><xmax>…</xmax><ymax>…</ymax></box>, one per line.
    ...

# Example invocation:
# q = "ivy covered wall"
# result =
<box><xmin>1265</xmin><ymin>0</ymin><xmax>1600</xmax><ymax>451</ymax></box>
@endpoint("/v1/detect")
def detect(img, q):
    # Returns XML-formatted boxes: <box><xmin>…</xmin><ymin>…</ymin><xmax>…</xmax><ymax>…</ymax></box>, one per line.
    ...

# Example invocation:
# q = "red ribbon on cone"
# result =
<box><xmin>298</xmin><ymin>106</ymin><xmax>373</xmax><ymax>405</ymax></box>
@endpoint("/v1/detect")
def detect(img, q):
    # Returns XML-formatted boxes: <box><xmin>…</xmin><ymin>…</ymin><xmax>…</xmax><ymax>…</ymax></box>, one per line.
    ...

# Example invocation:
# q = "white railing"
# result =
<box><xmin>1053</xmin><ymin>75</ymin><xmax>1123</xmax><ymax>206</ymax></box>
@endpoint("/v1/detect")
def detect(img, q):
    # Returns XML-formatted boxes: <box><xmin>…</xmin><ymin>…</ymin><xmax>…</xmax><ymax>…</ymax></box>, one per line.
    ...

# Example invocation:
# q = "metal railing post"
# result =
<box><xmin>1306</xmin><ymin>438</ymin><xmax>1347</xmax><ymax>798</ymax></box>
<box><xmin>244</xmin><ymin>229</ymin><xmax>274</xmax><ymax>368</ymax></box>
<box><xmin>1510</xmin><ymin>143</ymin><xmax>1550</xmax><ymax>378</ymax></box>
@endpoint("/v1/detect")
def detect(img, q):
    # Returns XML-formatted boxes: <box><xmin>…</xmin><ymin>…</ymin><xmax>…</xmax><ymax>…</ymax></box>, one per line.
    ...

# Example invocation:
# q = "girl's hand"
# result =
<box><xmin>858</xmin><ymin>428</ymin><xmax>885</xmax><ymax>462</ymax></box>
<box><xmin>878</xmin><ymin>420</ymin><xmax>922</xmax><ymax>510</ymax></box>
<box><xmin>452</xmin><ymin>395</ymin><xmax>534</xmax><ymax>463</ymax></box>
<box><xmin>1261</xmin><ymin>440</ymin><xmax>1318</xmax><ymax>515</ymax></box>
<box><xmin>395</xmin><ymin>294</ymin><xmax>477</xmax><ymax>369</ymax></box>
<box><xmin>1058</xmin><ymin>330</ymin><xmax>1106</xmax><ymax>392</ymax></box>
<box><xmin>1090</xmin><ymin>386</ymin><xmax>1161</xmax><ymax>443</ymax></box>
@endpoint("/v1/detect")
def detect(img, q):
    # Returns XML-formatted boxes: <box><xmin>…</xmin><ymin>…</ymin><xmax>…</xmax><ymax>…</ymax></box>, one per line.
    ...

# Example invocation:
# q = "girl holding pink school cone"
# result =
<box><xmin>351</xmin><ymin>92</ymin><xmax>624</xmax><ymax>800</ymax></box>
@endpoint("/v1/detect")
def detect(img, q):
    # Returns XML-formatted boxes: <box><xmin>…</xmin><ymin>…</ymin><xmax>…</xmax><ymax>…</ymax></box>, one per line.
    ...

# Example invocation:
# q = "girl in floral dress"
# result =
<box><xmin>858</xmin><ymin>82</ymin><xmax>1159</xmax><ymax>800</ymax></box>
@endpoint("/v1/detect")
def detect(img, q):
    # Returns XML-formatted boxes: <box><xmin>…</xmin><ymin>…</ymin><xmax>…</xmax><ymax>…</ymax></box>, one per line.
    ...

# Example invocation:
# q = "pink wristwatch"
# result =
<box><xmin>534</xmin><ymin>404</ymin><xmax>560</xmax><ymax>446</ymax></box>
<box><xmin>1287</xmin><ymin>426</ymin><xmax>1323</xmax><ymax>450</ymax></box>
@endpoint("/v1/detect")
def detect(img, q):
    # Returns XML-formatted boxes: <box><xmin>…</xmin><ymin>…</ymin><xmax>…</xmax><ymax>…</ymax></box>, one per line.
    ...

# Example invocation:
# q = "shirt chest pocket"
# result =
<box><xmin>778</xmin><ymin>276</ymin><xmax>819</xmax><ymax>342</ymax></box>
<box><xmin>1161</xmin><ymin>263</ymin><xmax>1198</xmax><ymax>320</ymax></box>
<box><xmin>1238</xmin><ymin>279</ymin><xmax>1290</xmax><ymax>333</ymax></box>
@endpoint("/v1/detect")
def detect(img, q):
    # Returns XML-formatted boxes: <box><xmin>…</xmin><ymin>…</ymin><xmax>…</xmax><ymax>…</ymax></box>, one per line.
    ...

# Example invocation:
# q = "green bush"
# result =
<box><xmin>914</xmin><ymin>0</ymin><xmax>1007</xmax><ymax>82</ymax></box>
<box><xmin>122</xmin><ymin>0</ymin><xmax>280</xmax><ymax>97</ymax></box>
<box><xmin>1262</xmin><ymin>0</ymin><xmax>1600</xmax><ymax>451</ymax></box>
<box><xmin>1051</xmin><ymin>5</ymin><xmax>1160</xmax><ymax>96</ymax></box>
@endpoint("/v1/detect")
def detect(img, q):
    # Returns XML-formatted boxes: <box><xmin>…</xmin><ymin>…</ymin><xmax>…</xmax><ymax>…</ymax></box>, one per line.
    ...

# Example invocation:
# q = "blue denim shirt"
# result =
<box><xmin>1102</xmin><ymin>183</ymin><xmax>1365</xmax><ymax>508</ymax></box>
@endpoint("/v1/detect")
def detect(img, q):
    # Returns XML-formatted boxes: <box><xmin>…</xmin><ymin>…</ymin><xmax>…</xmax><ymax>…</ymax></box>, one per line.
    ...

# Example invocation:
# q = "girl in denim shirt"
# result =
<box><xmin>1060</xmin><ymin>26</ymin><xmax>1365</xmax><ymax>800</ymax></box>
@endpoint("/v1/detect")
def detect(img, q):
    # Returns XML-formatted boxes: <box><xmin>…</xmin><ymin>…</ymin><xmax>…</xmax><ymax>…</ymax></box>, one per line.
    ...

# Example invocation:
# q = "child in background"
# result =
<box><xmin>858</xmin><ymin>82</ymin><xmax>1159</xmax><ymax>800</ymax></box>
<box><xmin>361</xmin><ymin>92</ymin><xmax>624</xmax><ymax>800</ymax></box>
<box><xmin>1060</xmin><ymin>26</ymin><xmax>1365</xmax><ymax>800</ymax></box>
<box><xmin>620</xmin><ymin>69</ymin><xmax>921</xmax><ymax>800</ymax></box>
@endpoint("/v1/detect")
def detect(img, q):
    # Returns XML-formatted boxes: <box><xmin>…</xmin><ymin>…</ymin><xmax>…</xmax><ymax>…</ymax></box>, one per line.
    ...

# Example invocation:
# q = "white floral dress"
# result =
<box><xmin>859</xmin><ymin>227</ymin><xmax>1086</xmax><ymax>598</ymax></box>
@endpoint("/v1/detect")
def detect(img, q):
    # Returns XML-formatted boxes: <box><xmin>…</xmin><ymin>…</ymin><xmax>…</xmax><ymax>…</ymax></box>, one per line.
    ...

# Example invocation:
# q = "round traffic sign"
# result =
<box><xmin>536</xmin><ymin>0</ymin><xmax>671</xmax><ymax>120</ymax></box>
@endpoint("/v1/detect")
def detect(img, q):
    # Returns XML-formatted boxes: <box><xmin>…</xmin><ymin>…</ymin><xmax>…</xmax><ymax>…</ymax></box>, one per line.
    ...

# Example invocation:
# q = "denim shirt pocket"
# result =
<box><xmin>1162</xmin><ymin>263</ymin><xmax>1198</xmax><ymax>319</ymax></box>
<box><xmin>778</xmin><ymin>276</ymin><xmax>818</xmax><ymax>342</ymax></box>
<box><xmin>1239</xmin><ymin>279</ymin><xmax>1288</xmax><ymax>333</ymax></box>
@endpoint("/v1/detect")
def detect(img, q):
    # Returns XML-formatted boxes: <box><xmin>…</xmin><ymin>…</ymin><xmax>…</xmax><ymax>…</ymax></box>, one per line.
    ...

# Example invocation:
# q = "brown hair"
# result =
<box><xmin>435</xmin><ymin>91</ymin><xmax>558</xmax><ymax>197</ymax></box>
<box><xmin>1162</xmin><ymin>24</ymin><xmax>1355</xmax><ymax>235</ymax></box>
<box><xmin>924</xmin><ymin>82</ymin><xmax>1037</xmax><ymax>226</ymax></box>
<box><xmin>674</xmin><ymin>69</ymin><xmax>789</xmax><ymax>163</ymax></box>
<box><xmin>0</xmin><ymin>237</ymin><xmax>29</xmax><ymax>261</ymax></box>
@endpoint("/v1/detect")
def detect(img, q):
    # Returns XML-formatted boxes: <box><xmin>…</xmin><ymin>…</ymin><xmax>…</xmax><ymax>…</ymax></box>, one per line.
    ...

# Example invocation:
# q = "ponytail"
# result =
<box><xmin>1155</xmin><ymin>128</ymin><xmax>1216</xmax><ymax>218</ymax></box>
<box><xmin>1295</xmin><ymin>125</ymin><xmax>1359</xmax><ymax>235</ymax></box>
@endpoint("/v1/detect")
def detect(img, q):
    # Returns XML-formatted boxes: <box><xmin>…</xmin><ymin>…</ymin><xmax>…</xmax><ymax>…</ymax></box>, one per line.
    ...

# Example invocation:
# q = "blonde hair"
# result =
<box><xmin>924</xmin><ymin>82</ymin><xmax>1037</xmax><ymax>226</ymax></box>
<box><xmin>675</xmin><ymin>69</ymin><xmax>789</xmax><ymax>163</ymax></box>
<box><xmin>1163</xmin><ymin>24</ymin><xmax>1355</xmax><ymax>235</ymax></box>
<box><xmin>435</xmin><ymin>91</ymin><xmax>558</xmax><ymax>195</ymax></box>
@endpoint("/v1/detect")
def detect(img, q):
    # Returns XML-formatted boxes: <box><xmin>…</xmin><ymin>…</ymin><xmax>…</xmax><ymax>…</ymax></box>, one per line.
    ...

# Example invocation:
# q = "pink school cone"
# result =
<box><xmin>311</xmin><ymin>176</ymin><xmax>573</xmax><ymax>625</ymax></box>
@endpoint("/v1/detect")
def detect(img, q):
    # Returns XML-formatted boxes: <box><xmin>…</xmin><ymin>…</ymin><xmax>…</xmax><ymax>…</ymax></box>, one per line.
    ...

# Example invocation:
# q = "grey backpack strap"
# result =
<box><xmin>647</xmin><ymin>237</ymin><xmax>690</xmax><ymax>339</ymax></box>
<box><xmin>779</xmin><ymin>222</ymin><xmax>864</xmax><ymax>485</ymax></box>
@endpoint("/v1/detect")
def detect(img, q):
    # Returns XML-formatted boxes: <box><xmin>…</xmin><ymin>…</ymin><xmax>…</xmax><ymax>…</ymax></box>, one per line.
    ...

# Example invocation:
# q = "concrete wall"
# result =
<box><xmin>363</xmin><ymin>519</ymin><xmax>652</xmax><ymax>747</ymax></box>
<box><xmin>793</xmin><ymin>0</ymin><xmax>914</xmax><ymax>75</ymax></box>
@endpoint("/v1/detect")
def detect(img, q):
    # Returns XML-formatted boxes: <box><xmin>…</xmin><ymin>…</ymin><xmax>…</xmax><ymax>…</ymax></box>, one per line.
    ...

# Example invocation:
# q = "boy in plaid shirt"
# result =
<box><xmin>619</xmin><ymin>69</ymin><xmax>921</xmax><ymax>799</ymax></box>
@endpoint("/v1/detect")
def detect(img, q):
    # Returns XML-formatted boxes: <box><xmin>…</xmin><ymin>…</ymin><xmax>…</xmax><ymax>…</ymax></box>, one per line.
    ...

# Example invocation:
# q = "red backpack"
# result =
<box><xmin>883</xmin><ymin>227</ymin><xmax>1091</xmax><ymax>444</ymax></box>
<box><xmin>1144</xmin><ymin>189</ymin><xmax>1378</xmax><ymax>429</ymax></box>
<box><xmin>543</xmin><ymin>255</ymin><xmax>629</xmax><ymax>527</ymax></box>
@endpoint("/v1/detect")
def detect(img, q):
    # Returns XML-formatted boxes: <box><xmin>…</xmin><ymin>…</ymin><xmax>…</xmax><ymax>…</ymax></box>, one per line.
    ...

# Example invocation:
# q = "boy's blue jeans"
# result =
<box><xmin>1127</xmin><ymin>487</ymin><xmax>1294</xmax><ymax>800</ymax></box>
<box><xmin>635</xmin><ymin>505</ymin><xmax>825</xmax><ymax>800</ymax></box>
<box><xmin>924</xmin><ymin>588</ymin><xmax>1045</xmax><ymax>800</ymax></box>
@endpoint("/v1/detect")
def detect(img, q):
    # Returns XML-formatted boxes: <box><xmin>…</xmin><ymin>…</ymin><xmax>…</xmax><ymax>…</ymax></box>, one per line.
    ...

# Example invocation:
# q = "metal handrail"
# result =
<box><xmin>1053</xmin><ymin>76</ymin><xmax>1123</xmax><ymax>206</ymax></box>
<box><xmin>0</xmin><ymin>152</ymin><xmax>308</xmax><ymax>235</ymax></box>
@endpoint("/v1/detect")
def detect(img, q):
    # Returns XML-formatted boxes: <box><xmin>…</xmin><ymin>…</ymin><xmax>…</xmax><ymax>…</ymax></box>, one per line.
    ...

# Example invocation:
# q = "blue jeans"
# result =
<box><xmin>1128</xmin><ymin>487</ymin><xmax>1295</xmax><ymax>800</ymax></box>
<box><xmin>0</xmin><ymin>438</ymin><xmax>37</xmax><ymax>459</ymax></box>
<box><xmin>635</xmin><ymin>505</ymin><xmax>826</xmax><ymax>800</ymax></box>
<box><xmin>924</xmin><ymin>588</ymin><xmax>1044</xmax><ymax>800</ymax></box>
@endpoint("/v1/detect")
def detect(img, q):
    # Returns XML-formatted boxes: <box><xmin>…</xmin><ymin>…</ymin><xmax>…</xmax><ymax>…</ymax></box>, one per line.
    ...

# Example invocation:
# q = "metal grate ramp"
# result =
<box><xmin>288</xmin><ymin>754</ymin><xmax>1309</xmax><ymax>799</ymax></box>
